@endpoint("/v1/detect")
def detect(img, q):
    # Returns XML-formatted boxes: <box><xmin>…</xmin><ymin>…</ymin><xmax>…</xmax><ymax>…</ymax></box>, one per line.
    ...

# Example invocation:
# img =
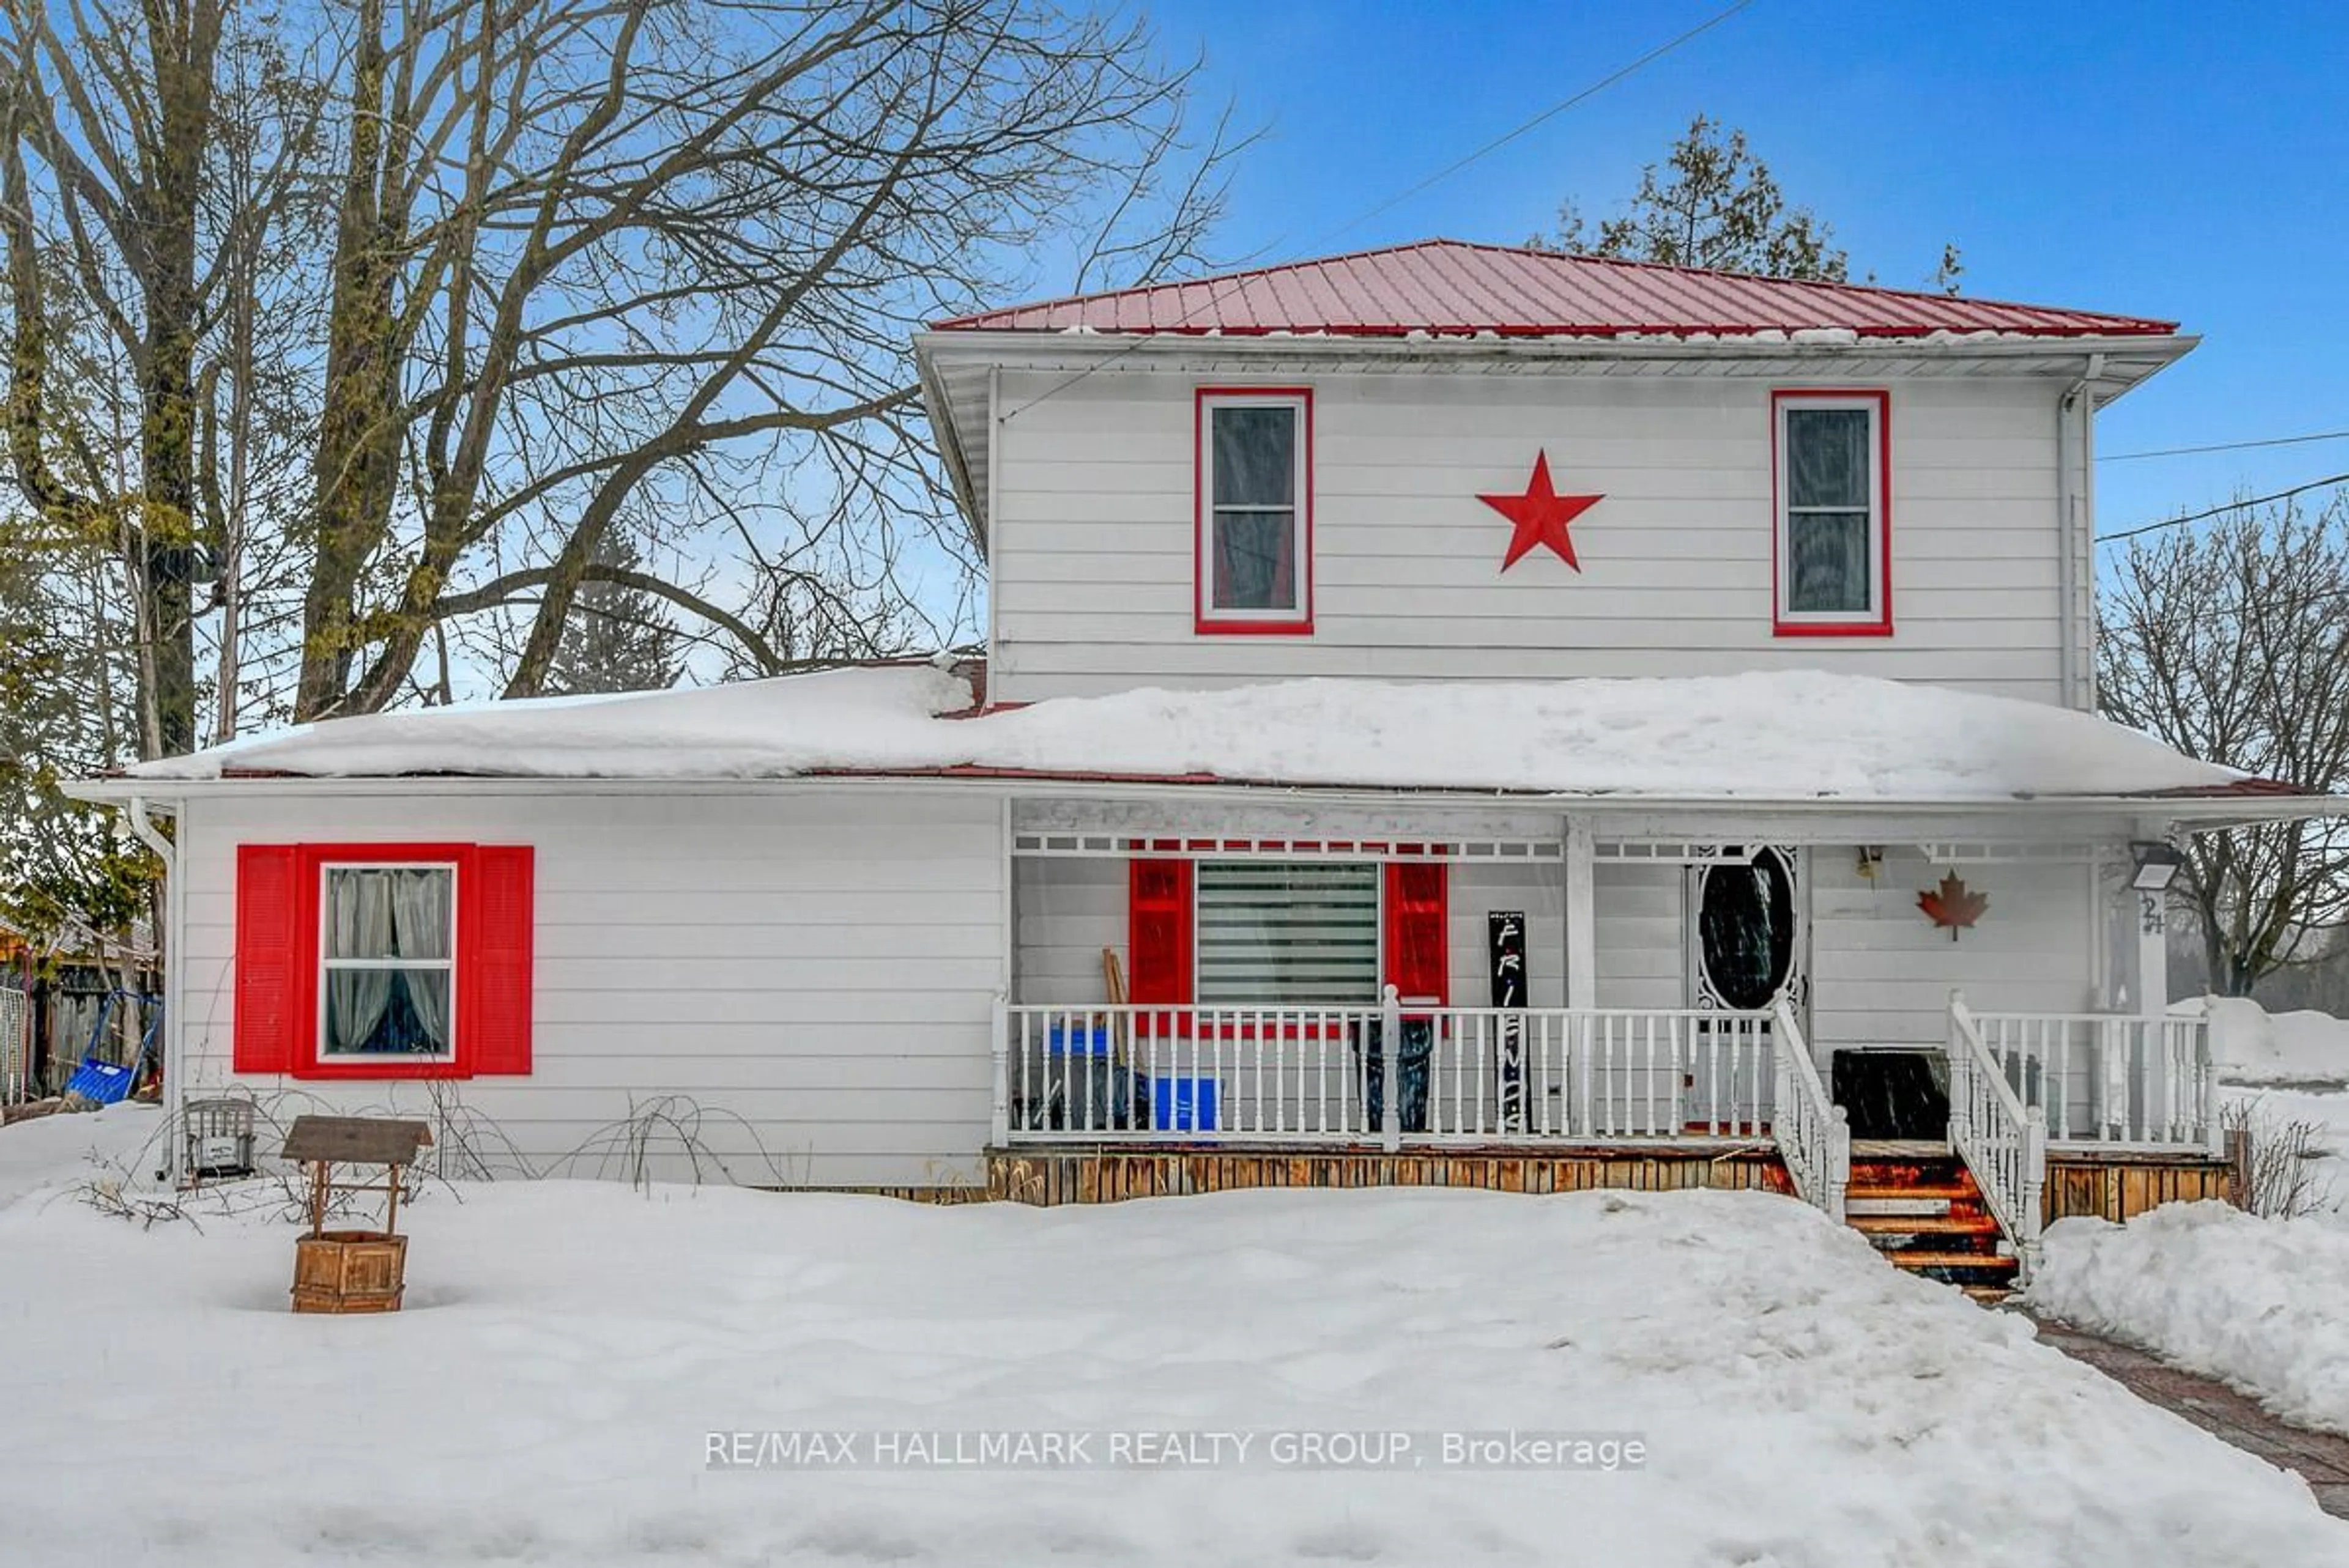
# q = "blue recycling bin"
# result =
<box><xmin>1150</xmin><ymin>1076</ymin><xmax>1220</xmax><ymax>1133</ymax></box>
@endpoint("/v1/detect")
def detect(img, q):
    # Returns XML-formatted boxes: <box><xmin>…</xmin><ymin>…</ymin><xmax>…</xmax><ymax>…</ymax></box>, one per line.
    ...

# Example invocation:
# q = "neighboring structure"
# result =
<box><xmin>0</xmin><ymin>918</ymin><xmax>159</xmax><ymax>1104</ymax></box>
<box><xmin>72</xmin><ymin>241</ymin><xmax>2332</xmax><ymax>1289</ymax></box>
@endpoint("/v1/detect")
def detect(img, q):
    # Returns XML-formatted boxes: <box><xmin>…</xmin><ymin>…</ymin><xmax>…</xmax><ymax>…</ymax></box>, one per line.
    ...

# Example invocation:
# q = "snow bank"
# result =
<box><xmin>0</xmin><ymin>1102</ymin><xmax>168</xmax><ymax>1206</ymax></box>
<box><xmin>2200</xmin><ymin>997</ymin><xmax>2349</xmax><ymax>1085</ymax></box>
<box><xmin>0</xmin><ymin>1139</ymin><xmax>2341</xmax><ymax>1566</ymax></box>
<box><xmin>130</xmin><ymin>664</ymin><xmax>2247</xmax><ymax>801</ymax></box>
<box><xmin>2034</xmin><ymin>1199</ymin><xmax>2349</xmax><ymax>1437</ymax></box>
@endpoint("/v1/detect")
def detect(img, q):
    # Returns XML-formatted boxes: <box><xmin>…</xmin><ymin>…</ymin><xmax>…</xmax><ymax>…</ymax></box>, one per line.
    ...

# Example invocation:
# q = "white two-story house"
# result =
<box><xmin>78</xmin><ymin>240</ymin><xmax>2334</xmax><ymax>1289</ymax></box>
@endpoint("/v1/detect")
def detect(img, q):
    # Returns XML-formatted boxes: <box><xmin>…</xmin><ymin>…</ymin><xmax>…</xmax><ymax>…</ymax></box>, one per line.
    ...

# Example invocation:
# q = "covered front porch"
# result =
<box><xmin>990</xmin><ymin>797</ymin><xmax>2232</xmax><ymax>1275</ymax></box>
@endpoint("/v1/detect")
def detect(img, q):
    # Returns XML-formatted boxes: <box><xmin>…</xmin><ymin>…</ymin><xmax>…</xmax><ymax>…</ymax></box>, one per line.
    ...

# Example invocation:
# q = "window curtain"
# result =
<box><xmin>327</xmin><ymin>872</ymin><xmax>396</xmax><ymax>1052</ymax></box>
<box><xmin>1785</xmin><ymin>407</ymin><xmax>1871</xmax><ymax>613</ymax></box>
<box><xmin>325</xmin><ymin>868</ymin><xmax>453</xmax><ymax>1055</ymax></box>
<box><xmin>390</xmin><ymin>870</ymin><xmax>453</xmax><ymax>1051</ymax></box>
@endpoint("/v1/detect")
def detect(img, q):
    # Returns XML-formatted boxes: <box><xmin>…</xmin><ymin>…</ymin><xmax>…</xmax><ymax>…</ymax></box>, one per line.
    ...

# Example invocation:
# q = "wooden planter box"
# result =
<box><xmin>291</xmin><ymin>1230</ymin><xmax>409</xmax><ymax>1314</ymax></box>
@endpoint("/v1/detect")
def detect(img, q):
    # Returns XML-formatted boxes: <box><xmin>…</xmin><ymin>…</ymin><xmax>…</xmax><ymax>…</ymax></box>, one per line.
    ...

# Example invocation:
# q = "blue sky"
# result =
<box><xmin>1134</xmin><ymin>0</ymin><xmax>2349</xmax><ymax>550</ymax></box>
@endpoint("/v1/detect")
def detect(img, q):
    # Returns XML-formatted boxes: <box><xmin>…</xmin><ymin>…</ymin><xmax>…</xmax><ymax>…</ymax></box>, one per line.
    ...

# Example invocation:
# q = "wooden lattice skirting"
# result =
<box><xmin>2043</xmin><ymin>1153</ymin><xmax>2233</xmax><ymax>1225</ymax></box>
<box><xmin>978</xmin><ymin>1145</ymin><xmax>1795</xmax><ymax>1207</ymax></box>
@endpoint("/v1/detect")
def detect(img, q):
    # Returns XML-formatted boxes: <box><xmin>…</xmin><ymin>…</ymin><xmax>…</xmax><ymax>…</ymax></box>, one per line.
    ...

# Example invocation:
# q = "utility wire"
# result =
<box><xmin>1000</xmin><ymin>0</ymin><xmax>1757</xmax><ymax>423</ymax></box>
<box><xmin>1318</xmin><ymin>0</ymin><xmax>1757</xmax><ymax>245</ymax></box>
<box><xmin>2101</xmin><ymin>428</ymin><xmax>2349</xmax><ymax>463</ymax></box>
<box><xmin>2096</xmin><ymin>472</ymin><xmax>2349</xmax><ymax>544</ymax></box>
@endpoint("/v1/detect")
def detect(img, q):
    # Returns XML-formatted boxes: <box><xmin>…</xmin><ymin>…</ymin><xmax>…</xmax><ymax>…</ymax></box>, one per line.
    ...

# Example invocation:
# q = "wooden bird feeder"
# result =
<box><xmin>281</xmin><ymin>1115</ymin><xmax>433</xmax><ymax>1314</ymax></box>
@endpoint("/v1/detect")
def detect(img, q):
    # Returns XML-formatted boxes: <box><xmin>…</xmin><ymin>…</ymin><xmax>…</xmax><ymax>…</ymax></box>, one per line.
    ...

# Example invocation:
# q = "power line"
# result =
<box><xmin>1318</xmin><ymin>0</ymin><xmax>1758</xmax><ymax>245</ymax></box>
<box><xmin>2101</xmin><ymin>429</ymin><xmax>2349</xmax><ymax>463</ymax></box>
<box><xmin>1000</xmin><ymin>1</ymin><xmax>1757</xmax><ymax>424</ymax></box>
<box><xmin>2096</xmin><ymin>472</ymin><xmax>2349</xmax><ymax>544</ymax></box>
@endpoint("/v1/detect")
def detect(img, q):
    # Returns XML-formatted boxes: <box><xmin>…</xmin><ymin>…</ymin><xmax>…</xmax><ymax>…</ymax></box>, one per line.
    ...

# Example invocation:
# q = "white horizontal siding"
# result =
<box><xmin>1807</xmin><ymin>845</ymin><xmax>2095</xmax><ymax>1049</ymax></box>
<box><xmin>1591</xmin><ymin>862</ymin><xmax>1685</xmax><ymax>1013</ymax></box>
<box><xmin>990</xmin><ymin>369</ymin><xmax>2073</xmax><ymax>703</ymax></box>
<box><xmin>175</xmin><ymin>790</ymin><xmax>1005</xmax><ymax>1189</ymax></box>
<box><xmin>1447</xmin><ymin>862</ymin><xmax>1565</xmax><ymax>1008</ymax></box>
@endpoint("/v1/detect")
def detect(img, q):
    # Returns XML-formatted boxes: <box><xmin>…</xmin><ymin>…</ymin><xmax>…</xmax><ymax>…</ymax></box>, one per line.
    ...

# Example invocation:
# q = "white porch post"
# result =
<box><xmin>2134</xmin><ymin>883</ymin><xmax>2169</xmax><ymax>1020</ymax></box>
<box><xmin>1565</xmin><ymin>816</ymin><xmax>1595</xmax><ymax>1012</ymax></box>
<box><xmin>989</xmin><ymin>996</ymin><xmax>1011</xmax><ymax>1147</ymax></box>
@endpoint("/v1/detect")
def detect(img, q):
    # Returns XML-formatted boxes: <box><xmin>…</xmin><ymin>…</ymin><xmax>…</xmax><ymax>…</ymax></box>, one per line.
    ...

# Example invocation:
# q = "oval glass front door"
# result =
<box><xmin>1697</xmin><ymin>849</ymin><xmax>1797</xmax><ymax>1010</ymax></box>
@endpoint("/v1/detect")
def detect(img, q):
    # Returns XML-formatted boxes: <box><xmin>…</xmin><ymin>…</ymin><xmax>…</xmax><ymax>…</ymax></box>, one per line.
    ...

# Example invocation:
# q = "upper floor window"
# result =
<box><xmin>1196</xmin><ymin>388</ymin><xmax>1312</xmax><ymax>634</ymax></box>
<box><xmin>1773</xmin><ymin>390</ymin><xmax>1891</xmax><ymax>636</ymax></box>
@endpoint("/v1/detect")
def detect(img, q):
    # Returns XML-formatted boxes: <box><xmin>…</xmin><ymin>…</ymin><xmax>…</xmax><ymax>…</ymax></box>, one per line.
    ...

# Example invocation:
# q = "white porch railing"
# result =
<box><xmin>993</xmin><ymin>993</ymin><xmax>1777</xmax><ymax>1149</ymax></box>
<box><xmin>1769</xmin><ymin>999</ymin><xmax>1849</xmax><ymax>1222</ymax></box>
<box><xmin>1948</xmin><ymin>993</ymin><xmax>2047</xmax><ymax>1278</ymax></box>
<box><xmin>1967</xmin><ymin>1010</ymin><xmax>2217</xmax><ymax>1152</ymax></box>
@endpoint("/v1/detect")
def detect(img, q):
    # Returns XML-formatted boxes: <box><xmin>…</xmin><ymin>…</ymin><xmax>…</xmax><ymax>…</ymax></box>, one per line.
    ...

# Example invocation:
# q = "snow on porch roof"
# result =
<box><xmin>117</xmin><ymin>664</ymin><xmax>2295</xmax><ymax>806</ymax></box>
<box><xmin>928</xmin><ymin>240</ymin><xmax>2180</xmax><ymax>341</ymax></box>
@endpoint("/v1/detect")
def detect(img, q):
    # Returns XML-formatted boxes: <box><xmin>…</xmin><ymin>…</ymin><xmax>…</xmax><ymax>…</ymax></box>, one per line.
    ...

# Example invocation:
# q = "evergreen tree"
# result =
<box><xmin>542</xmin><ymin>536</ymin><xmax>683</xmax><ymax>696</ymax></box>
<box><xmin>1538</xmin><ymin>115</ymin><xmax>1960</xmax><ymax>289</ymax></box>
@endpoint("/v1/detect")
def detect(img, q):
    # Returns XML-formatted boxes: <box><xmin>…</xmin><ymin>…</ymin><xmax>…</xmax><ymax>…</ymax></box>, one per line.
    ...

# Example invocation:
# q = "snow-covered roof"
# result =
<box><xmin>114</xmin><ymin>665</ymin><xmax>2293</xmax><ymax>805</ymax></box>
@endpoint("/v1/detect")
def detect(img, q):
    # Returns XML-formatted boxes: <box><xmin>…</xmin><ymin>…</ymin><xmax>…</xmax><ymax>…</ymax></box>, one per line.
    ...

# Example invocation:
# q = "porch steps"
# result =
<box><xmin>1844</xmin><ymin>1154</ymin><xmax>2017</xmax><ymax>1302</ymax></box>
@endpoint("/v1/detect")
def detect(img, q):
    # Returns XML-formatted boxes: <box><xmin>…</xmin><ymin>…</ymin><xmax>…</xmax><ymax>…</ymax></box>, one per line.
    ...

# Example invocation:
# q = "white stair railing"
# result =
<box><xmin>1768</xmin><ymin>999</ymin><xmax>1849</xmax><ymax>1222</ymax></box>
<box><xmin>1948</xmin><ymin>991</ymin><xmax>2047</xmax><ymax>1279</ymax></box>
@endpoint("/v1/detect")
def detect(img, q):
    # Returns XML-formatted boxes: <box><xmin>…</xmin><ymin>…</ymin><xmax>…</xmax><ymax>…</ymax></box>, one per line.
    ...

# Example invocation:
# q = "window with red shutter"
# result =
<box><xmin>1384</xmin><ymin>862</ymin><xmax>1449</xmax><ymax>1006</ymax></box>
<box><xmin>1127</xmin><ymin>859</ymin><xmax>1194</xmax><ymax>1005</ymax></box>
<box><xmin>230</xmin><ymin>841</ymin><xmax>535</xmax><ymax>1080</ymax></box>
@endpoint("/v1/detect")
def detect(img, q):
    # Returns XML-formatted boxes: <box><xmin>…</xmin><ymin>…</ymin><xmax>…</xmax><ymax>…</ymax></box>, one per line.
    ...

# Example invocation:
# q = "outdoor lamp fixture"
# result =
<box><xmin>2130</xmin><ymin>842</ymin><xmax>2184</xmax><ymax>892</ymax></box>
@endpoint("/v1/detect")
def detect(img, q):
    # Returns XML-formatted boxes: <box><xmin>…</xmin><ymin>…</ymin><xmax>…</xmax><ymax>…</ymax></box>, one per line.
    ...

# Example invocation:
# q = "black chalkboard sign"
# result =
<box><xmin>1490</xmin><ymin>911</ymin><xmax>1527</xmax><ymax>1131</ymax></box>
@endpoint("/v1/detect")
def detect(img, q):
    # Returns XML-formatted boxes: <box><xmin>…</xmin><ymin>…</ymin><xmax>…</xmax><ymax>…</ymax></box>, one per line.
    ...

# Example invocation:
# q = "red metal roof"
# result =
<box><xmin>930</xmin><ymin>240</ymin><xmax>2179</xmax><ymax>341</ymax></box>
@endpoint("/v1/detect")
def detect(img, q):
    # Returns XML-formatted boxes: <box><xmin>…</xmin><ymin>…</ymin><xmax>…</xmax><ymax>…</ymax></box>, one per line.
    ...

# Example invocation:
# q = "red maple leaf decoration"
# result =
<box><xmin>1477</xmin><ymin>451</ymin><xmax>1604</xmax><ymax>572</ymax></box>
<box><xmin>1917</xmin><ymin>873</ymin><xmax>1989</xmax><ymax>941</ymax></box>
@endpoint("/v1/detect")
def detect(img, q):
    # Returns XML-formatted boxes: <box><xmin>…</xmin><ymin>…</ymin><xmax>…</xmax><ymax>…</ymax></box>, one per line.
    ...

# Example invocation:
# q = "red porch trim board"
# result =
<box><xmin>1770</xmin><ymin>387</ymin><xmax>1894</xmax><ymax>638</ymax></box>
<box><xmin>1193</xmin><ymin>386</ymin><xmax>1315</xmax><ymax>637</ymax></box>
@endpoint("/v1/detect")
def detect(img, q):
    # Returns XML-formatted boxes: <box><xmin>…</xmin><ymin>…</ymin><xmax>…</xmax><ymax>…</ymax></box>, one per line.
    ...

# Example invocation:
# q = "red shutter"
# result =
<box><xmin>233</xmin><ymin>844</ymin><xmax>302</xmax><ymax>1074</ymax></box>
<box><xmin>463</xmin><ymin>845</ymin><xmax>535</xmax><ymax>1075</ymax></box>
<box><xmin>1127</xmin><ymin>859</ymin><xmax>1194</xmax><ymax>1005</ymax></box>
<box><xmin>1384</xmin><ymin>862</ymin><xmax>1448</xmax><ymax>1005</ymax></box>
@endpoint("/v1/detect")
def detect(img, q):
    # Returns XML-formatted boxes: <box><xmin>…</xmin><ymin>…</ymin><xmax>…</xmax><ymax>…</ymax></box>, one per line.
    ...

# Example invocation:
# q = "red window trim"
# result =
<box><xmin>1770</xmin><ymin>388</ymin><xmax>1893</xmax><ymax>638</ymax></box>
<box><xmin>1194</xmin><ymin>386</ymin><xmax>1315</xmax><ymax>637</ymax></box>
<box><xmin>270</xmin><ymin>843</ymin><xmax>528</xmax><ymax>1081</ymax></box>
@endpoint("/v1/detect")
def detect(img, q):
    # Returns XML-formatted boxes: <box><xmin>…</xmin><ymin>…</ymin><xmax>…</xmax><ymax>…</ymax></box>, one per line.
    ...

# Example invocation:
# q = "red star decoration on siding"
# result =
<box><xmin>1478</xmin><ymin>451</ymin><xmax>1603</xmax><ymax>572</ymax></box>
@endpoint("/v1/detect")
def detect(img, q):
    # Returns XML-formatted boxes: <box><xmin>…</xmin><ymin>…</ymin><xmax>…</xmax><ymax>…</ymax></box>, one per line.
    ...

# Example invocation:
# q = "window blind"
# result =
<box><xmin>1195</xmin><ymin>860</ymin><xmax>1379</xmax><ymax>1005</ymax></box>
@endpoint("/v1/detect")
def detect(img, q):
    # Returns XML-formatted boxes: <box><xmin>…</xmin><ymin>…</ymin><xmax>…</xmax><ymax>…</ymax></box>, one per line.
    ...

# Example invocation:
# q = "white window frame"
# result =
<box><xmin>1192</xmin><ymin>857</ymin><xmax>1381</xmax><ymax>1007</ymax></box>
<box><xmin>1773</xmin><ymin>393</ymin><xmax>1888</xmax><ymax>630</ymax></box>
<box><xmin>1196</xmin><ymin>390</ymin><xmax>1311</xmax><ymax>629</ymax></box>
<box><xmin>317</xmin><ymin>861</ymin><xmax>459</xmax><ymax>1063</ymax></box>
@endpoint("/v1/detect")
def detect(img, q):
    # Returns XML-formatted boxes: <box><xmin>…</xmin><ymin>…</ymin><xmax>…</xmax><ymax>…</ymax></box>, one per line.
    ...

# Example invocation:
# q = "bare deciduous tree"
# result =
<box><xmin>293</xmin><ymin>0</ymin><xmax>1233</xmax><ymax>720</ymax></box>
<box><xmin>2100</xmin><ymin>494</ymin><xmax>2349</xmax><ymax>994</ymax></box>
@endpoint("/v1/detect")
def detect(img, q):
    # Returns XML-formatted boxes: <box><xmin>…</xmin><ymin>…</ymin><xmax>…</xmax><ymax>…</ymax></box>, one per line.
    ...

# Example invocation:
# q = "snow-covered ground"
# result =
<box><xmin>2034</xmin><ymin>1197</ymin><xmax>2349</xmax><ymax>1438</ymax></box>
<box><xmin>2033</xmin><ymin>1078</ymin><xmax>2349</xmax><ymax>1440</ymax></box>
<box><xmin>2200</xmin><ymin>996</ymin><xmax>2349</xmax><ymax>1086</ymax></box>
<box><xmin>6</xmin><ymin>1108</ymin><xmax>2346</xmax><ymax>1568</ymax></box>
